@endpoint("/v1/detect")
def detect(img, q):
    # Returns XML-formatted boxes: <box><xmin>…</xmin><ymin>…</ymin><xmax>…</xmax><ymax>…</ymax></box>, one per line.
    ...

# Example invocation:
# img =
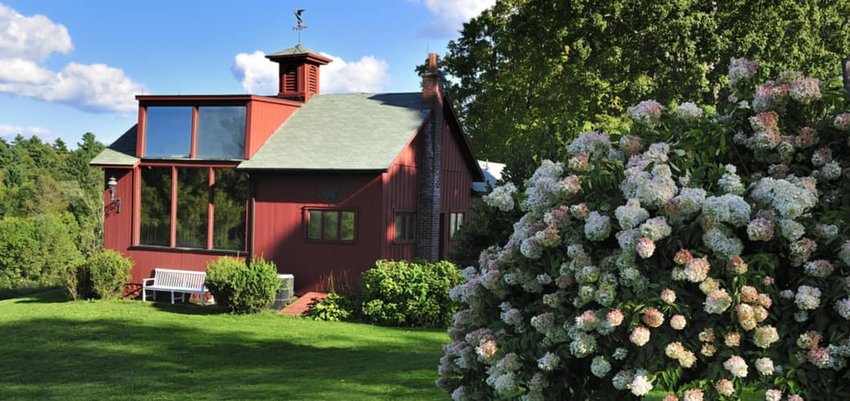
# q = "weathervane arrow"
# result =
<box><xmin>293</xmin><ymin>9</ymin><xmax>307</xmax><ymax>44</ymax></box>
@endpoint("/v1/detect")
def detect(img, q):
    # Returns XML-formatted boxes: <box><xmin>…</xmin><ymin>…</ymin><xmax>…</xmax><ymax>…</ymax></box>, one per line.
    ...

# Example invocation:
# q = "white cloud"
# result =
<box><xmin>0</xmin><ymin>4</ymin><xmax>143</xmax><ymax>114</ymax></box>
<box><xmin>231</xmin><ymin>50</ymin><xmax>389</xmax><ymax>95</ymax></box>
<box><xmin>319</xmin><ymin>53</ymin><xmax>388</xmax><ymax>93</ymax></box>
<box><xmin>413</xmin><ymin>0</ymin><xmax>495</xmax><ymax>37</ymax></box>
<box><xmin>0</xmin><ymin>3</ymin><xmax>72</xmax><ymax>62</ymax></box>
<box><xmin>0</xmin><ymin>123</ymin><xmax>54</xmax><ymax>141</ymax></box>
<box><xmin>231</xmin><ymin>50</ymin><xmax>276</xmax><ymax>94</ymax></box>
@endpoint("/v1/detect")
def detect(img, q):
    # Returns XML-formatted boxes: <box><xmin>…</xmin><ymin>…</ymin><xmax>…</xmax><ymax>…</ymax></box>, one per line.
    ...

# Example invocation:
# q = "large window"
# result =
<box><xmin>213</xmin><ymin>169</ymin><xmax>247</xmax><ymax>250</ymax></box>
<box><xmin>449</xmin><ymin>212</ymin><xmax>464</xmax><ymax>240</ymax></box>
<box><xmin>139</xmin><ymin>166</ymin><xmax>246</xmax><ymax>251</ymax></box>
<box><xmin>197</xmin><ymin>107</ymin><xmax>246</xmax><ymax>159</ymax></box>
<box><xmin>145</xmin><ymin>107</ymin><xmax>192</xmax><ymax>158</ymax></box>
<box><xmin>140</xmin><ymin>167</ymin><xmax>172</xmax><ymax>246</ymax></box>
<box><xmin>394</xmin><ymin>212</ymin><xmax>416</xmax><ymax>242</ymax></box>
<box><xmin>176</xmin><ymin>168</ymin><xmax>209</xmax><ymax>248</ymax></box>
<box><xmin>307</xmin><ymin>210</ymin><xmax>356</xmax><ymax>242</ymax></box>
<box><xmin>144</xmin><ymin>105</ymin><xmax>246</xmax><ymax>160</ymax></box>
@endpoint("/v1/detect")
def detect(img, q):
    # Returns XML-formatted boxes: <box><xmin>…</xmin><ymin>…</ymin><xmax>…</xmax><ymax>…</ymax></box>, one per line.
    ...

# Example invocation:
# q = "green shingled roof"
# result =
<box><xmin>90</xmin><ymin>125</ymin><xmax>140</xmax><ymax>167</ymax></box>
<box><xmin>266</xmin><ymin>44</ymin><xmax>321</xmax><ymax>57</ymax></box>
<box><xmin>237</xmin><ymin>93</ymin><xmax>427</xmax><ymax>171</ymax></box>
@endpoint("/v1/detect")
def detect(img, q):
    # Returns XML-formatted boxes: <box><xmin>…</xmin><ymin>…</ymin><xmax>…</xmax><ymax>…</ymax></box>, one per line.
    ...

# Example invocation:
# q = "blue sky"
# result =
<box><xmin>0</xmin><ymin>0</ymin><xmax>494</xmax><ymax>147</ymax></box>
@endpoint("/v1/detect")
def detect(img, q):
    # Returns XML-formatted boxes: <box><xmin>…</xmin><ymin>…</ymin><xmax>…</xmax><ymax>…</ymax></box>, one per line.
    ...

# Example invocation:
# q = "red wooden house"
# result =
<box><xmin>90</xmin><ymin>45</ymin><xmax>483</xmax><ymax>294</ymax></box>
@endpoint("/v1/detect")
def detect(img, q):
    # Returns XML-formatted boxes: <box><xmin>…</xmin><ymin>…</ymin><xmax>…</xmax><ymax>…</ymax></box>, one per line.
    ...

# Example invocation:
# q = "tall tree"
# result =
<box><xmin>443</xmin><ymin>0</ymin><xmax>850</xmax><ymax>181</ymax></box>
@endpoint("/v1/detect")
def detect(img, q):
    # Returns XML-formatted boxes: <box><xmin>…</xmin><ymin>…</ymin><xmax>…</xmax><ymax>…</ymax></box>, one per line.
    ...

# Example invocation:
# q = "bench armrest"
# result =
<box><xmin>142</xmin><ymin>278</ymin><xmax>156</xmax><ymax>286</ymax></box>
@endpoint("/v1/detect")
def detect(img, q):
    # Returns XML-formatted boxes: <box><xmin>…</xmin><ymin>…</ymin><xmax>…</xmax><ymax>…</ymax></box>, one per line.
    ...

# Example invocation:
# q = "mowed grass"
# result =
<box><xmin>0</xmin><ymin>290</ymin><xmax>447</xmax><ymax>401</ymax></box>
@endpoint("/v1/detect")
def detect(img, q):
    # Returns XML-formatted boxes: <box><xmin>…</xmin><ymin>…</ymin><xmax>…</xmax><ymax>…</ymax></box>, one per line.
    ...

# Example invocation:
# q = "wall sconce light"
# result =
<box><xmin>107</xmin><ymin>176</ymin><xmax>121</xmax><ymax>214</ymax></box>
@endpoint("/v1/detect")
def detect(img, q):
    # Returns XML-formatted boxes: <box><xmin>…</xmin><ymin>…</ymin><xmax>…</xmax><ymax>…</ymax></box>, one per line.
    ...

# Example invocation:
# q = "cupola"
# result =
<box><xmin>266</xmin><ymin>44</ymin><xmax>332</xmax><ymax>102</ymax></box>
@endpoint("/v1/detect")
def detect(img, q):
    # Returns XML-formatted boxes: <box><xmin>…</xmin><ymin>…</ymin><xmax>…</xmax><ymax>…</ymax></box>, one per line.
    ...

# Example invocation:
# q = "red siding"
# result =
<box><xmin>441</xmin><ymin>122</ymin><xmax>473</xmax><ymax>256</ymax></box>
<box><xmin>103</xmin><ymin>168</ymin><xmax>134</xmax><ymax>253</ymax></box>
<box><xmin>382</xmin><ymin>134</ymin><xmax>420</xmax><ymax>260</ymax></box>
<box><xmin>246</xmin><ymin>99</ymin><xmax>298</xmax><ymax>158</ymax></box>
<box><xmin>252</xmin><ymin>172</ymin><xmax>384</xmax><ymax>293</ymax></box>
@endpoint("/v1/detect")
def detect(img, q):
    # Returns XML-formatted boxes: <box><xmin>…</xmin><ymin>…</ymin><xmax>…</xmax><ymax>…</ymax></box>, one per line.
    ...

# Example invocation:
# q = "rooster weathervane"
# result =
<box><xmin>294</xmin><ymin>9</ymin><xmax>307</xmax><ymax>44</ymax></box>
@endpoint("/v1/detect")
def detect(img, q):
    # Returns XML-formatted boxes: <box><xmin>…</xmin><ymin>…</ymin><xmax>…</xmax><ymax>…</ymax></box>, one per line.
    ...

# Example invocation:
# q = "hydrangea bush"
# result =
<box><xmin>440</xmin><ymin>59</ymin><xmax>850</xmax><ymax>400</ymax></box>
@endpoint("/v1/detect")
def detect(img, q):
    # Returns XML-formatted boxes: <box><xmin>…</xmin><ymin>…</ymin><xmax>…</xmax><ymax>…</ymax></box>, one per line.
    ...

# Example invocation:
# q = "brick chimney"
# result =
<box><xmin>416</xmin><ymin>53</ymin><xmax>444</xmax><ymax>261</ymax></box>
<box><xmin>266</xmin><ymin>44</ymin><xmax>332</xmax><ymax>102</ymax></box>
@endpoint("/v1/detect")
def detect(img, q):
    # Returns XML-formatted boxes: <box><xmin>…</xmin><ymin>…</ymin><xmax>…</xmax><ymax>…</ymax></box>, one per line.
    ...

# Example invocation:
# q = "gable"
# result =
<box><xmin>443</xmin><ymin>96</ymin><xmax>485</xmax><ymax>181</ymax></box>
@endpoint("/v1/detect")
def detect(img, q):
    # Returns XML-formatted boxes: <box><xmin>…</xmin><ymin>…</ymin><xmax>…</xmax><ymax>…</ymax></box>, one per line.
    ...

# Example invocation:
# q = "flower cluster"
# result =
<box><xmin>483</xmin><ymin>182</ymin><xmax>517</xmax><ymax>212</ymax></box>
<box><xmin>628</xmin><ymin>100</ymin><xmax>663</xmax><ymax>126</ymax></box>
<box><xmin>728</xmin><ymin>57</ymin><xmax>758</xmax><ymax>87</ymax></box>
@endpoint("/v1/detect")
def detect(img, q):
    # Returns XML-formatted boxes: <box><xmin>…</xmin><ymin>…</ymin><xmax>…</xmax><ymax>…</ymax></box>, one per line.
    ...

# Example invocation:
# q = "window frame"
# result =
<box><xmin>141</xmin><ymin>103</ymin><xmax>249</xmax><ymax>160</ymax></box>
<box><xmin>449</xmin><ymin>211</ymin><xmax>465</xmax><ymax>240</ymax></box>
<box><xmin>394</xmin><ymin>211</ymin><xmax>417</xmax><ymax>244</ymax></box>
<box><xmin>305</xmin><ymin>208</ymin><xmax>357</xmax><ymax>243</ymax></box>
<box><xmin>134</xmin><ymin>163</ymin><xmax>247</xmax><ymax>253</ymax></box>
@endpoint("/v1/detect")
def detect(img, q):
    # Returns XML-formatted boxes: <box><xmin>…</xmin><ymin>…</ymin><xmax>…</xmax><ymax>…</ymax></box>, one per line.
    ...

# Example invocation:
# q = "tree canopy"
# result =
<box><xmin>442</xmin><ymin>0</ymin><xmax>850</xmax><ymax>181</ymax></box>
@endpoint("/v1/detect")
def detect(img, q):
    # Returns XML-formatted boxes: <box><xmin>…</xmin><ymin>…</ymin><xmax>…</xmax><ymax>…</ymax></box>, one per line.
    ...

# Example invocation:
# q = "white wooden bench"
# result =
<box><xmin>141</xmin><ymin>268</ymin><xmax>209</xmax><ymax>305</ymax></box>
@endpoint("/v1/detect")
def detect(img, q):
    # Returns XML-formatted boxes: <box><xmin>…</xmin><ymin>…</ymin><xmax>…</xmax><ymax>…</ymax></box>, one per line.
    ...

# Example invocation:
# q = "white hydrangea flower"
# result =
<box><xmin>702</xmin><ymin>194</ymin><xmax>751</xmax><ymax>227</ymax></box>
<box><xmin>703</xmin><ymin>228</ymin><xmax>744</xmax><ymax>258</ymax></box>
<box><xmin>723</xmin><ymin>355</ymin><xmax>748</xmax><ymax>378</ymax></box>
<box><xmin>537</xmin><ymin>352</ymin><xmax>560</xmax><ymax>372</ymax></box>
<box><xmin>628</xmin><ymin>371</ymin><xmax>654</xmax><ymax>396</ymax></box>
<box><xmin>755</xmin><ymin>357</ymin><xmax>775</xmax><ymax>376</ymax></box>
<box><xmin>717</xmin><ymin>164</ymin><xmax>745</xmax><ymax>195</ymax></box>
<box><xmin>640</xmin><ymin>216</ymin><xmax>672</xmax><ymax>241</ymax></box>
<box><xmin>628</xmin><ymin>100</ymin><xmax>663</xmax><ymax>126</ymax></box>
<box><xmin>673</xmin><ymin>101</ymin><xmax>703</xmax><ymax>120</ymax></box>
<box><xmin>483</xmin><ymin>182</ymin><xmax>517</xmax><ymax>212</ymax></box>
<box><xmin>779</xmin><ymin>219</ymin><xmax>805</xmax><ymax>242</ymax></box>
<box><xmin>568</xmin><ymin>131</ymin><xmax>612</xmax><ymax>159</ymax></box>
<box><xmin>585</xmin><ymin>211</ymin><xmax>612</xmax><ymax>241</ymax></box>
<box><xmin>795</xmin><ymin>285</ymin><xmax>821</xmax><ymax>310</ymax></box>
<box><xmin>751</xmin><ymin>177</ymin><xmax>818</xmax><ymax>219</ymax></box>
<box><xmin>590</xmin><ymin>356</ymin><xmax>612</xmax><ymax>378</ymax></box>
<box><xmin>615</xmin><ymin>199</ymin><xmax>650</xmax><ymax>229</ymax></box>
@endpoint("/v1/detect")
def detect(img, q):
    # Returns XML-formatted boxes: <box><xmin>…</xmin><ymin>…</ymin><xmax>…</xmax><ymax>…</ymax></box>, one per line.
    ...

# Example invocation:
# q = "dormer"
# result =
<box><xmin>266</xmin><ymin>45</ymin><xmax>332</xmax><ymax>102</ymax></box>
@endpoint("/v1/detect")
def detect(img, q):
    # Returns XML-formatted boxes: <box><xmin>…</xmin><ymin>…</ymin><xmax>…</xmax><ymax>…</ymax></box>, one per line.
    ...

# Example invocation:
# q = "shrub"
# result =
<box><xmin>206</xmin><ymin>256</ymin><xmax>279</xmax><ymax>314</ymax></box>
<box><xmin>360</xmin><ymin>260</ymin><xmax>463</xmax><ymax>327</ymax></box>
<box><xmin>308</xmin><ymin>292</ymin><xmax>353</xmax><ymax>321</ymax></box>
<box><xmin>63</xmin><ymin>250</ymin><xmax>132</xmax><ymax>300</ymax></box>
<box><xmin>438</xmin><ymin>62</ymin><xmax>850</xmax><ymax>400</ymax></box>
<box><xmin>0</xmin><ymin>212</ymin><xmax>83</xmax><ymax>290</ymax></box>
<box><xmin>88</xmin><ymin>250</ymin><xmax>132</xmax><ymax>300</ymax></box>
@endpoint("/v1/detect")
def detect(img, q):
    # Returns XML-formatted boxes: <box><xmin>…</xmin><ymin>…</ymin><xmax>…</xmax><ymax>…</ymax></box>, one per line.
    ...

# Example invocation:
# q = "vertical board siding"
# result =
<box><xmin>246</xmin><ymin>100</ymin><xmax>298</xmax><ymax>158</ymax></box>
<box><xmin>103</xmin><ymin>168</ymin><xmax>134</xmax><ymax>253</ymax></box>
<box><xmin>441</xmin><ymin>123</ymin><xmax>473</xmax><ymax>256</ymax></box>
<box><xmin>253</xmin><ymin>172</ymin><xmax>384</xmax><ymax>293</ymax></box>
<box><xmin>383</xmin><ymin>134</ymin><xmax>420</xmax><ymax>260</ymax></box>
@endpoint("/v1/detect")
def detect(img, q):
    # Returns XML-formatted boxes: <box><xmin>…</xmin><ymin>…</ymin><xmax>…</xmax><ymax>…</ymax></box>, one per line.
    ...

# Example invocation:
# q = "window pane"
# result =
<box><xmin>341</xmin><ymin>211</ymin><xmax>355</xmax><ymax>241</ymax></box>
<box><xmin>176</xmin><ymin>168</ymin><xmax>209</xmax><ymax>248</ymax></box>
<box><xmin>140</xmin><ymin>167</ymin><xmax>171</xmax><ymax>246</ymax></box>
<box><xmin>323</xmin><ymin>211</ymin><xmax>339</xmax><ymax>240</ymax></box>
<box><xmin>394</xmin><ymin>213</ymin><xmax>403</xmax><ymax>241</ymax></box>
<box><xmin>406</xmin><ymin>214</ymin><xmax>416</xmax><ymax>240</ymax></box>
<box><xmin>450</xmin><ymin>213</ymin><xmax>464</xmax><ymax>239</ymax></box>
<box><xmin>213</xmin><ymin>169</ymin><xmax>246</xmax><ymax>251</ymax></box>
<box><xmin>395</xmin><ymin>212</ymin><xmax>415</xmax><ymax>242</ymax></box>
<box><xmin>308</xmin><ymin>210</ymin><xmax>322</xmax><ymax>239</ymax></box>
<box><xmin>197</xmin><ymin>106</ymin><xmax>246</xmax><ymax>159</ymax></box>
<box><xmin>145</xmin><ymin>107</ymin><xmax>192</xmax><ymax>158</ymax></box>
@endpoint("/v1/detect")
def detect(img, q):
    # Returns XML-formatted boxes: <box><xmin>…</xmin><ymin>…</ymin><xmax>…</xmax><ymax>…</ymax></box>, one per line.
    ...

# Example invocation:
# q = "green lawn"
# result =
<box><xmin>0</xmin><ymin>290</ymin><xmax>446</xmax><ymax>401</ymax></box>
